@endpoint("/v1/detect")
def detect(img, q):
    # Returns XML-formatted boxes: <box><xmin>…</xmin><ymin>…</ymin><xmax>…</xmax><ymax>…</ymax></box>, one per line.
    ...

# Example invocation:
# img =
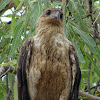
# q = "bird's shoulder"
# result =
<box><xmin>22</xmin><ymin>37</ymin><xmax>34</xmax><ymax>47</ymax></box>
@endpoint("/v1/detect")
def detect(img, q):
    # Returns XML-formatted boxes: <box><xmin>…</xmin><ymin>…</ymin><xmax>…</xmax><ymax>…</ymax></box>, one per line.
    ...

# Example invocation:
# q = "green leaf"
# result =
<box><xmin>11</xmin><ymin>13</ymin><xmax>16</xmax><ymax>37</ymax></box>
<box><xmin>72</xmin><ymin>26</ymin><xmax>97</xmax><ymax>54</ymax></box>
<box><xmin>77</xmin><ymin>3</ymin><xmax>85</xmax><ymax>17</ymax></box>
<box><xmin>30</xmin><ymin>2</ymin><xmax>43</xmax><ymax>33</ymax></box>
<box><xmin>93</xmin><ymin>63</ymin><xmax>100</xmax><ymax>78</ymax></box>
<box><xmin>16</xmin><ymin>0</ymin><xmax>24</xmax><ymax>10</ymax></box>
<box><xmin>0</xmin><ymin>57</ymin><xmax>5</xmax><ymax>64</ymax></box>
<box><xmin>24</xmin><ymin>9</ymin><xmax>33</xmax><ymax>37</ymax></box>
<box><xmin>65</xmin><ymin>24</ymin><xmax>69</xmax><ymax>38</ymax></box>
<box><xmin>14</xmin><ymin>82</ymin><xmax>17</xmax><ymax>100</ymax></box>
<box><xmin>0</xmin><ymin>59</ymin><xmax>17</xmax><ymax>66</ymax></box>
<box><xmin>68</xmin><ymin>0</ymin><xmax>84</xmax><ymax>22</ymax></box>
<box><xmin>78</xmin><ymin>96</ymin><xmax>88</xmax><ymax>99</ymax></box>
<box><xmin>4</xmin><ymin>34</ymin><xmax>11</xmax><ymax>38</ymax></box>
<box><xmin>16</xmin><ymin>17</ymin><xmax>25</xmax><ymax>26</ymax></box>
<box><xmin>24</xmin><ymin>0</ymin><xmax>29</xmax><ymax>6</ymax></box>
<box><xmin>13</xmin><ymin>0</ymin><xmax>20</xmax><ymax>6</ymax></box>
<box><xmin>72</xmin><ymin>38</ymin><xmax>85</xmax><ymax>63</ymax></box>
<box><xmin>42</xmin><ymin>0</ymin><xmax>50</xmax><ymax>8</ymax></box>
<box><xmin>8</xmin><ymin>23</ymin><xmax>24</xmax><ymax>58</ymax></box>
<box><xmin>0</xmin><ymin>0</ymin><xmax>11</xmax><ymax>11</ymax></box>
<box><xmin>0</xmin><ymin>43</ymin><xmax>10</xmax><ymax>63</ymax></box>
<box><xmin>81</xmin><ymin>69</ymin><xmax>88</xmax><ymax>72</ymax></box>
<box><xmin>24</xmin><ymin>1</ymin><xmax>42</xmax><ymax>36</ymax></box>
<box><xmin>75</xmin><ymin>11</ymin><xmax>82</xmax><ymax>21</ymax></box>
<box><xmin>0</xmin><ymin>82</ymin><xmax>6</xmax><ymax>100</ymax></box>
<box><xmin>0</xmin><ymin>29</ymin><xmax>5</xmax><ymax>37</ymax></box>
<box><xmin>68</xmin><ymin>0</ymin><xmax>77</xmax><ymax>12</ymax></box>
<box><xmin>52</xmin><ymin>1</ymin><xmax>61</xmax><ymax>7</ymax></box>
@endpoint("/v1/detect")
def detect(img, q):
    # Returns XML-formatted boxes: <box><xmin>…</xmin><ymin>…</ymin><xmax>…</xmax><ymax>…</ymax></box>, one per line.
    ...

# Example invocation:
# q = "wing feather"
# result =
<box><xmin>17</xmin><ymin>38</ymin><xmax>33</xmax><ymax>100</ymax></box>
<box><xmin>69</xmin><ymin>45</ymin><xmax>81</xmax><ymax>100</ymax></box>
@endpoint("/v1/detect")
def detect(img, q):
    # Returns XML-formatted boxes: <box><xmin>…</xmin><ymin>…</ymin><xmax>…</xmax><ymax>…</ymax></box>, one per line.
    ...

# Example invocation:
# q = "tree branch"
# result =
<box><xmin>0</xmin><ymin>65</ymin><xmax>16</xmax><ymax>78</ymax></box>
<box><xmin>87</xmin><ymin>61</ymin><xmax>91</xmax><ymax>94</ymax></box>
<box><xmin>79</xmin><ymin>90</ymin><xmax>100</xmax><ymax>100</ymax></box>
<box><xmin>85</xmin><ymin>84</ymin><xmax>100</xmax><ymax>92</ymax></box>
<box><xmin>93</xmin><ymin>80</ymin><xmax>100</xmax><ymax>95</ymax></box>
<box><xmin>5</xmin><ymin>90</ymin><xmax>11</xmax><ymax>100</ymax></box>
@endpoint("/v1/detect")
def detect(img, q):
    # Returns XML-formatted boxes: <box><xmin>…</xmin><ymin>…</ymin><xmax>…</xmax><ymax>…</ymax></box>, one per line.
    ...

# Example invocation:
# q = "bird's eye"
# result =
<box><xmin>46</xmin><ymin>10</ymin><xmax>51</xmax><ymax>15</ymax></box>
<box><xmin>60</xmin><ymin>13</ymin><xmax>63</xmax><ymax>19</ymax></box>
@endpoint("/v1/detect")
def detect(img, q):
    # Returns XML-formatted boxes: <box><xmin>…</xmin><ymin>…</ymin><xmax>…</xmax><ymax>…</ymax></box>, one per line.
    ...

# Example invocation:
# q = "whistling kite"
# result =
<box><xmin>17</xmin><ymin>8</ymin><xmax>81</xmax><ymax>100</ymax></box>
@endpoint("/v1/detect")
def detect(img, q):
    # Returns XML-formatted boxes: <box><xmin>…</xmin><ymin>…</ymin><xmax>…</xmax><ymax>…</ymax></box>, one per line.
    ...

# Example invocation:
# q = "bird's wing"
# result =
<box><xmin>69</xmin><ymin>44</ymin><xmax>81</xmax><ymax>100</ymax></box>
<box><xmin>17</xmin><ymin>38</ymin><xmax>33</xmax><ymax>100</ymax></box>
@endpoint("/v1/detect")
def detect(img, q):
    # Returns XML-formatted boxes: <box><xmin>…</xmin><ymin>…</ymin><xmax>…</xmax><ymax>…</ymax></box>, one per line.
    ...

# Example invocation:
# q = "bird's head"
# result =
<box><xmin>36</xmin><ymin>8</ymin><xmax>64</xmax><ymax>27</ymax></box>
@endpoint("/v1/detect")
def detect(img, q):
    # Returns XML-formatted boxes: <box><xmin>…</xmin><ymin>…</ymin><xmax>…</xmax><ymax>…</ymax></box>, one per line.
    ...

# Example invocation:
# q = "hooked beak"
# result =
<box><xmin>50</xmin><ymin>11</ymin><xmax>60</xmax><ymax>19</ymax></box>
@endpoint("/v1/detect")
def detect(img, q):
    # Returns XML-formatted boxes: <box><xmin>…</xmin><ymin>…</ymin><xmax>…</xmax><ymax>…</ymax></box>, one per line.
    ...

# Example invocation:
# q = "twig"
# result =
<box><xmin>89</xmin><ymin>0</ymin><xmax>92</xmax><ymax>14</ymax></box>
<box><xmin>93</xmin><ymin>12</ymin><xmax>100</xmax><ymax>25</ymax></box>
<box><xmin>5</xmin><ymin>74</ymin><xmax>9</xmax><ymax>100</ymax></box>
<box><xmin>93</xmin><ymin>80</ymin><xmax>100</xmax><ymax>95</ymax></box>
<box><xmin>0</xmin><ymin>67</ymin><xmax>11</xmax><ymax>79</ymax></box>
<box><xmin>85</xmin><ymin>84</ymin><xmax>100</xmax><ymax>92</ymax></box>
<box><xmin>12</xmin><ymin>74</ymin><xmax>14</xmax><ymax>86</ymax></box>
<box><xmin>0</xmin><ymin>65</ymin><xmax>16</xmax><ymax>78</ymax></box>
<box><xmin>79</xmin><ymin>90</ymin><xmax>100</xmax><ymax>100</ymax></box>
<box><xmin>87</xmin><ymin>62</ymin><xmax>91</xmax><ymax>94</ymax></box>
<box><xmin>89</xmin><ymin>0</ymin><xmax>93</xmax><ymax>21</ymax></box>
<box><xmin>5</xmin><ymin>90</ymin><xmax>11</xmax><ymax>100</ymax></box>
<box><xmin>6</xmin><ymin>74</ymin><xmax>9</xmax><ymax>93</ymax></box>
<box><xmin>11</xmin><ymin>74</ymin><xmax>14</xmax><ymax>100</ymax></box>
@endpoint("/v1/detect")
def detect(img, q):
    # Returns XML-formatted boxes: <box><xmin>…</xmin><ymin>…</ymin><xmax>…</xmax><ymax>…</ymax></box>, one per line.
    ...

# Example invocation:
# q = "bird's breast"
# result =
<box><xmin>26</xmin><ymin>35</ymin><xmax>72</xmax><ymax>100</ymax></box>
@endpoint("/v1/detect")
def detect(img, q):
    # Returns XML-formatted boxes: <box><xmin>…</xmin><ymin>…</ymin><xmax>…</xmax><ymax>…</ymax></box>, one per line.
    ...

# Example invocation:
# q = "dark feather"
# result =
<box><xmin>69</xmin><ymin>46</ymin><xmax>81</xmax><ymax>100</ymax></box>
<box><xmin>17</xmin><ymin>39</ymin><xmax>31</xmax><ymax>100</ymax></box>
<box><xmin>71</xmin><ymin>54</ymin><xmax>81</xmax><ymax>100</ymax></box>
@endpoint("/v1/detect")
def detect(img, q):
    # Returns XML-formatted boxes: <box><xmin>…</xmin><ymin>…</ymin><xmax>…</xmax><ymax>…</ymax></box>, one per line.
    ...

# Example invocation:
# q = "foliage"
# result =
<box><xmin>0</xmin><ymin>0</ymin><xmax>100</xmax><ymax>99</ymax></box>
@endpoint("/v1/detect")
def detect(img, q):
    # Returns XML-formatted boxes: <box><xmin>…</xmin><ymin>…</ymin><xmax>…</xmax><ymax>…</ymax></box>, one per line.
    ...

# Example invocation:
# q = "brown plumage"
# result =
<box><xmin>17</xmin><ymin>8</ymin><xmax>81</xmax><ymax>100</ymax></box>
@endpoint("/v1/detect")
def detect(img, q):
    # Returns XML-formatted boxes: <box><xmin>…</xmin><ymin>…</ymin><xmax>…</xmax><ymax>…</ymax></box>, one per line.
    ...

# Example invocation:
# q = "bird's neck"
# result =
<box><xmin>35</xmin><ymin>24</ymin><xmax>65</xmax><ymax>37</ymax></box>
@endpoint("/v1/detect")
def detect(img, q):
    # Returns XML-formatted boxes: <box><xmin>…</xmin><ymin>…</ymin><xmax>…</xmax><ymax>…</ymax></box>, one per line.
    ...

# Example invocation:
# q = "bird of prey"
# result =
<box><xmin>17</xmin><ymin>8</ymin><xmax>81</xmax><ymax>100</ymax></box>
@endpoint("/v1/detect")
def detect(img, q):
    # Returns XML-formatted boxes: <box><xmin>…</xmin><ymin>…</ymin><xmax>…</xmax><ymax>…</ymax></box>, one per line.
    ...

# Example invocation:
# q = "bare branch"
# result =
<box><xmin>0</xmin><ymin>65</ymin><xmax>16</xmax><ymax>78</ymax></box>
<box><xmin>85</xmin><ymin>84</ymin><xmax>100</xmax><ymax>92</ymax></box>
<box><xmin>87</xmin><ymin>61</ymin><xmax>91</xmax><ymax>94</ymax></box>
<box><xmin>93</xmin><ymin>12</ymin><xmax>100</xmax><ymax>25</ymax></box>
<box><xmin>93</xmin><ymin>80</ymin><xmax>100</xmax><ymax>95</ymax></box>
<box><xmin>6</xmin><ymin>74</ymin><xmax>9</xmax><ymax>93</ymax></box>
<box><xmin>79</xmin><ymin>90</ymin><xmax>100</xmax><ymax>100</ymax></box>
<box><xmin>5</xmin><ymin>90</ymin><xmax>11</xmax><ymax>100</ymax></box>
<box><xmin>89</xmin><ymin>0</ymin><xmax>92</xmax><ymax>14</ymax></box>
